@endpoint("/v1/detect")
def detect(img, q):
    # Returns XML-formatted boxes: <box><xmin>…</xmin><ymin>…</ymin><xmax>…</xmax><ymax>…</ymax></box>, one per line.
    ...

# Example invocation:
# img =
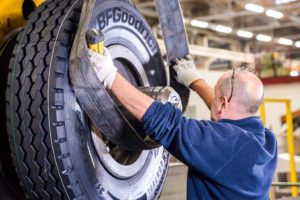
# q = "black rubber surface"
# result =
<box><xmin>69</xmin><ymin>0</ymin><xmax>167</xmax><ymax>150</ymax></box>
<box><xmin>6</xmin><ymin>0</ymin><xmax>169</xmax><ymax>199</ymax></box>
<box><xmin>0</xmin><ymin>28</ymin><xmax>25</xmax><ymax>200</ymax></box>
<box><xmin>155</xmin><ymin>0</ymin><xmax>190</xmax><ymax>112</ymax></box>
<box><xmin>6</xmin><ymin>2</ymin><xmax>75</xmax><ymax>198</ymax></box>
<box><xmin>22</xmin><ymin>0</ymin><xmax>37</xmax><ymax>19</ymax></box>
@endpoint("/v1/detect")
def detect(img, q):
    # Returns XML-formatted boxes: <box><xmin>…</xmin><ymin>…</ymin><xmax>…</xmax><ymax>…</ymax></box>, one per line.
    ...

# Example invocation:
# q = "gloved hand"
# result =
<box><xmin>172</xmin><ymin>55</ymin><xmax>203</xmax><ymax>88</ymax></box>
<box><xmin>88</xmin><ymin>48</ymin><xmax>117</xmax><ymax>89</ymax></box>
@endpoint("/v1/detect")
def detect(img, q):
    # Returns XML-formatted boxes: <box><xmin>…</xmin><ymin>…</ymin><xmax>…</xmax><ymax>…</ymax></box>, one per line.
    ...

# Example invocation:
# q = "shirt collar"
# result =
<box><xmin>220</xmin><ymin>116</ymin><xmax>266</xmax><ymax>144</ymax></box>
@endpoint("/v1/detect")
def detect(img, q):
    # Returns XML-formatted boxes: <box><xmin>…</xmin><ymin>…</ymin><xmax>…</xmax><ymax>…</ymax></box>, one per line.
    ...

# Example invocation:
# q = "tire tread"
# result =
<box><xmin>6</xmin><ymin>0</ymin><xmax>82</xmax><ymax>199</ymax></box>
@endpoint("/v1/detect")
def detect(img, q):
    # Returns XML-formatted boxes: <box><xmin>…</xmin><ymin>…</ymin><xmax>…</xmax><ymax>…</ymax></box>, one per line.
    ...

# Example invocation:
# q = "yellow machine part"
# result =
<box><xmin>33</xmin><ymin>0</ymin><xmax>44</xmax><ymax>6</ymax></box>
<box><xmin>88</xmin><ymin>42</ymin><xmax>105</xmax><ymax>55</ymax></box>
<box><xmin>0</xmin><ymin>0</ymin><xmax>44</xmax><ymax>43</ymax></box>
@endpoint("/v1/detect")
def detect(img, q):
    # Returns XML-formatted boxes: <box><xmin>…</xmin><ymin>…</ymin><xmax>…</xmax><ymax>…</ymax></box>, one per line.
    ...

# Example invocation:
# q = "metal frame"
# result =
<box><xmin>260</xmin><ymin>98</ymin><xmax>299</xmax><ymax>197</ymax></box>
<box><xmin>157</xmin><ymin>39</ymin><xmax>255</xmax><ymax>63</ymax></box>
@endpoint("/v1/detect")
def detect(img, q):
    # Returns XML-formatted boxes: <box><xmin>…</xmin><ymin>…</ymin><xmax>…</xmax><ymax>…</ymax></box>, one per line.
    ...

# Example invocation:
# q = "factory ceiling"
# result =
<box><xmin>133</xmin><ymin>0</ymin><xmax>300</xmax><ymax>50</ymax></box>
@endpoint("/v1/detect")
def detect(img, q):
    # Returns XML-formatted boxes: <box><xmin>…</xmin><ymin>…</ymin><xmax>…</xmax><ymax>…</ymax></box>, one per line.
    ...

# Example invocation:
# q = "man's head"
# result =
<box><xmin>211</xmin><ymin>66</ymin><xmax>264</xmax><ymax>121</ymax></box>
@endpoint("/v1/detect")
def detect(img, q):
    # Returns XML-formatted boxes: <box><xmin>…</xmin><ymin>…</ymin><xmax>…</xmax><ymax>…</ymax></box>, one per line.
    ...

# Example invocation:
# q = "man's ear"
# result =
<box><xmin>219</xmin><ymin>96</ymin><xmax>229</xmax><ymax>114</ymax></box>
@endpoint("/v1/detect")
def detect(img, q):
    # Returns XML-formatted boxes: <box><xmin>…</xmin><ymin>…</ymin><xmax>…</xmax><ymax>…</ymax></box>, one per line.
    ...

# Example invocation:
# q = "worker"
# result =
<box><xmin>88</xmin><ymin>48</ymin><xmax>277</xmax><ymax>200</ymax></box>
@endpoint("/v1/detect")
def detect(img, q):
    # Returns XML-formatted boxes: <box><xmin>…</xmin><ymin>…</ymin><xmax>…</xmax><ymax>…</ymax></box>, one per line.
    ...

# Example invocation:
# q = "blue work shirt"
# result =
<box><xmin>142</xmin><ymin>101</ymin><xmax>277</xmax><ymax>200</ymax></box>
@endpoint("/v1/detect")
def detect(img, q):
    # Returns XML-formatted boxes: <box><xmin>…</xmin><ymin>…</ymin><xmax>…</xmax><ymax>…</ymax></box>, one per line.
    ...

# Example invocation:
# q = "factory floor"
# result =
<box><xmin>1</xmin><ymin>163</ymin><xmax>300</xmax><ymax>200</ymax></box>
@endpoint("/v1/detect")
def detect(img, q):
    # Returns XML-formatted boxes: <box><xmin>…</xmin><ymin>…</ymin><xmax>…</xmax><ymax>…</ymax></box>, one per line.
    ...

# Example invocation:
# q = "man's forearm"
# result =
<box><xmin>111</xmin><ymin>73</ymin><xmax>154</xmax><ymax>121</ymax></box>
<box><xmin>190</xmin><ymin>79</ymin><xmax>214</xmax><ymax>110</ymax></box>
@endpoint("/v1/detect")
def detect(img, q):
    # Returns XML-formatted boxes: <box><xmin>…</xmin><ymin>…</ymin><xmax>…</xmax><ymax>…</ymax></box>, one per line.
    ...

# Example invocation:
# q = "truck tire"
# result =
<box><xmin>6</xmin><ymin>0</ymin><xmax>169</xmax><ymax>199</ymax></box>
<box><xmin>0</xmin><ymin>28</ymin><xmax>25</xmax><ymax>200</ymax></box>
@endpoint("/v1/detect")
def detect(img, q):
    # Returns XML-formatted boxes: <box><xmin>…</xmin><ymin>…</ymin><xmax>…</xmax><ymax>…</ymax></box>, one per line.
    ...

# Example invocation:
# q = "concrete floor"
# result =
<box><xmin>160</xmin><ymin>164</ymin><xmax>188</xmax><ymax>200</ymax></box>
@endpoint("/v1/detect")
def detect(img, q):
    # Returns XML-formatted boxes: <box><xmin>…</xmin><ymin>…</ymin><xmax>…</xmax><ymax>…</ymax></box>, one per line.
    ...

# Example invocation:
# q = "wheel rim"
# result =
<box><xmin>91</xmin><ymin>127</ymin><xmax>149</xmax><ymax>179</ymax></box>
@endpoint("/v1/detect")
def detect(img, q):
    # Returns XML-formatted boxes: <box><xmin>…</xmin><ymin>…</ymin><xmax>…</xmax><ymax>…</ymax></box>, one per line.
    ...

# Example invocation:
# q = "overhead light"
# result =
<box><xmin>245</xmin><ymin>3</ymin><xmax>265</xmax><ymax>13</ymax></box>
<box><xmin>275</xmin><ymin>0</ymin><xmax>296</xmax><ymax>5</ymax></box>
<box><xmin>266</xmin><ymin>9</ymin><xmax>284</xmax><ymax>19</ymax></box>
<box><xmin>295</xmin><ymin>41</ymin><xmax>300</xmax><ymax>48</ymax></box>
<box><xmin>215</xmin><ymin>25</ymin><xmax>232</xmax><ymax>34</ymax></box>
<box><xmin>237</xmin><ymin>30</ymin><xmax>253</xmax><ymax>38</ymax></box>
<box><xmin>278</xmin><ymin>38</ymin><xmax>293</xmax><ymax>46</ymax></box>
<box><xmin>290</xmin><ymin>71</ymin><xmax>299</xmax><ymax>77</ymax></box>
<box><xmin>256</xmin><ymin>34</ymin><xmax>272</xmax><ymax>42</ymax></box>
<box><xmin>191</xmin><ymin>20</ymin><xmax>208</xmax><ymax>28</ymax></box>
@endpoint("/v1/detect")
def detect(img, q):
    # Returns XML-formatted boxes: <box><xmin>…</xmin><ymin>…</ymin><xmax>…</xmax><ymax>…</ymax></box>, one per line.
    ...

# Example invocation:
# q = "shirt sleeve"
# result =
<box><xmin>142</xmin><ymin>101</ymin><xmax>253</xmax><ymax>178</ymax></box>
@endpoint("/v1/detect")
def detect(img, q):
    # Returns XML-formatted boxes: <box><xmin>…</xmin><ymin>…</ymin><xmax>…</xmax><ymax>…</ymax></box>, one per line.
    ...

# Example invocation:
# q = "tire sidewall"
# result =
<box><xmin>48</xmin><ymin>0</ymin><xmax>169</xmax><ymax>199</ymax></box>
<box><xmin>91</xmin><ymin>0</ymin><xmax>167</xmax><ymax>87</ymax></box>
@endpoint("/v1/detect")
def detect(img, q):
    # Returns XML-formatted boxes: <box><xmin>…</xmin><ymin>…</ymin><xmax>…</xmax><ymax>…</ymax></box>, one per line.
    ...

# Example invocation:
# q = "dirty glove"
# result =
<box><xmin>172</xmin><ymin>55</ymin><xmax>203</xmax><ymax>88</ymax></box>
<box><xmin>89</xmin><ymin>48</ymin><xmax>117</xmax><ymax>89</ymax></box>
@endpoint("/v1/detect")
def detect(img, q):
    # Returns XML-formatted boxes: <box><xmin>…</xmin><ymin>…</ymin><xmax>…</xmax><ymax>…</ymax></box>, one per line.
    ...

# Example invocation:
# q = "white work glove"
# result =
<box><xmin>88</xmin><ymin>48</ymin><xmax>117</xmax><ymax>89</ymax></box>
<box><xmin>172</xmin><ymin>55</ymin><xmax>203</xmax><ymax>88</ymax></box>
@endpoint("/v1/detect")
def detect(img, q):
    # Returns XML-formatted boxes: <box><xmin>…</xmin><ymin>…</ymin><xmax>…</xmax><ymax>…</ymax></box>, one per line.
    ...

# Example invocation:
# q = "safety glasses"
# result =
<box><xmin>227</xmin><ymin>65</ymin><xmax>257</xmax><ymax>102</ymax></box>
